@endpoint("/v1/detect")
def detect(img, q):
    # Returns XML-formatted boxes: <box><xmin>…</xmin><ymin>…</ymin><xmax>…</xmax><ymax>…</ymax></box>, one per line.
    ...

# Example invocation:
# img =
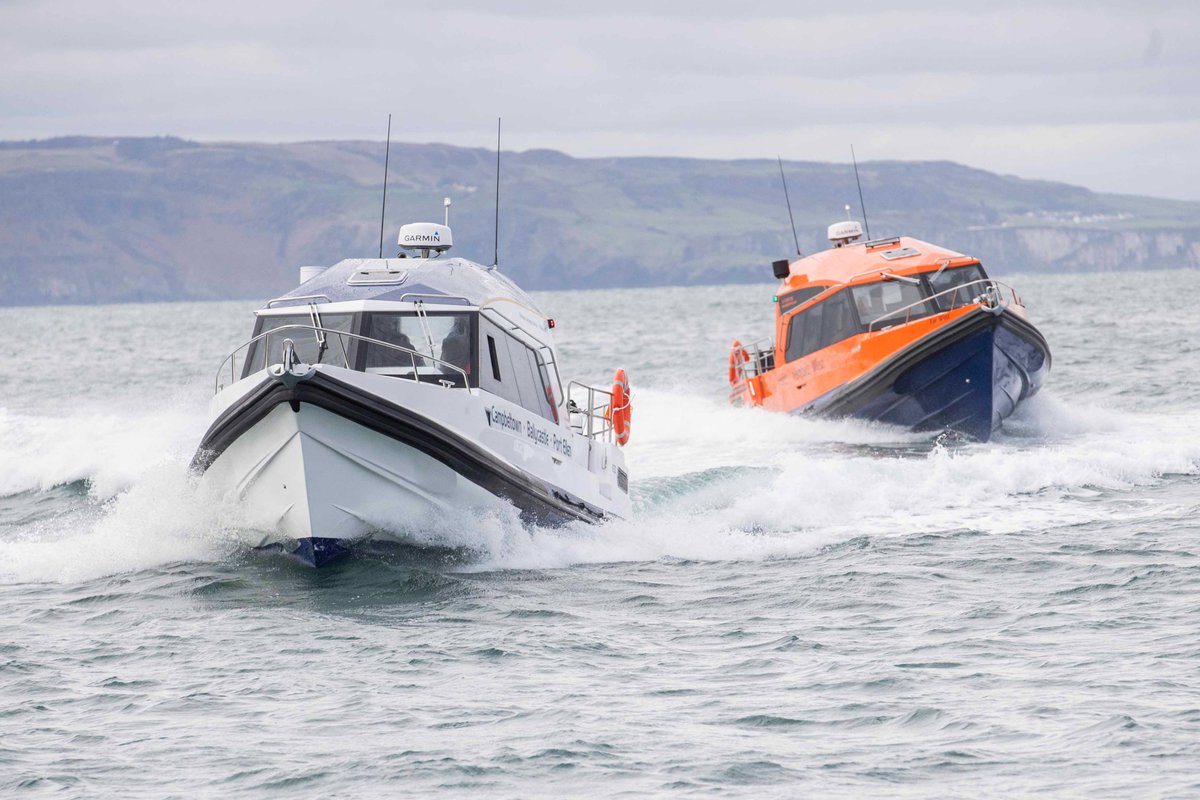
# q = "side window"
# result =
<box><xmin>784</xmin><ymin>290</ymin><xmax>861</xmax><ymax>363</ymax></box>
<box><xmin>477</xmin><ymin>318</ymin><xmax>557</xmax><ymax>423</ymax></box>
<box><xmin>487</xmin><ymin>336</ymin><xmax>502</xmax><ymax>380</ymax></box>
<box><xmin>503</xmin><ymin>334</ymin><xmax>541</xmax><ymax>411</ymax></box>
<box><xmin>478</xmin><ymin>318</ymin><xmax>522</xmax><ymax>407</ymax></box>
<box><xmin>785</xmin><ymin>301</ymin><xmax>823</xmax><ymax>362</ymax></box>
<box><xmin>535</xmin><ymin>353</ymin><xmax>559</xmax><ymax>423</ymax></box>
<box><xmin>819</xmin><ymin>291</ymin><xmax>860</xmax><ymax>350</ymax></box>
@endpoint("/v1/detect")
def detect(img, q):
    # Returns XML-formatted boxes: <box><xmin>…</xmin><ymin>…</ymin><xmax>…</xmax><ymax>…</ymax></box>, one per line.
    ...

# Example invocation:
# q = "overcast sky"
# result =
<box><xmin>2</xmin><ymin>0</ymin><xmax>1197</xmax><ymax>199</ymax></box>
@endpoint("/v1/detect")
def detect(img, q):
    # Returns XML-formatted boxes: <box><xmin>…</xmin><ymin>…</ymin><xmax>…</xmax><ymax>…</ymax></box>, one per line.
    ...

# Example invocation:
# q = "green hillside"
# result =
<box><xmin>1</xmin><ymin>136</ymin><xmax>1196</xmax><ymax>305</ymax></box>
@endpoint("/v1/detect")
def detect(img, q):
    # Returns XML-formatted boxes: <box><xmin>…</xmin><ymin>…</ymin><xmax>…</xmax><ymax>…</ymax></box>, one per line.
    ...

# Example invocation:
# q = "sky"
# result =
<box><xmin>2</xmin><ymin>0</ymin><xmax>1198</xmax><ymax>200</ymax></box>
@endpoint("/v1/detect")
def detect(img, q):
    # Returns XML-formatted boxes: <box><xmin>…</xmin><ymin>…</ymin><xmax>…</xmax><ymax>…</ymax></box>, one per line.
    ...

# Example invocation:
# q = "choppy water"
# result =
<box><xmin>2</xmin><ymin>270</ymin><xmax>1199</xmax><ymax>797</ymax></box>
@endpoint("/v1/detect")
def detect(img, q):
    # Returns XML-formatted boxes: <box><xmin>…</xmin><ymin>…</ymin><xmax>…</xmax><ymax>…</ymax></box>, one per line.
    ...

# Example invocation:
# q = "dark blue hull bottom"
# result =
<box><xmin>292</xmin><ymin>537</ymin><xmax>352</xmax><ymax>567</ymax></box>
<box><xmin>256</xmin><ymin>539</ymin><xmax>480</xmax><ymax>568</ymax></box>
<box><xmin>255</xmin><ymin>537</ymin><xmax>353</xmax><ymax>567</ymax></box>
<box><xmin>814</xmin><ymin>311</ymin><xmax>1050</xmax><ymax>442</ymax></box>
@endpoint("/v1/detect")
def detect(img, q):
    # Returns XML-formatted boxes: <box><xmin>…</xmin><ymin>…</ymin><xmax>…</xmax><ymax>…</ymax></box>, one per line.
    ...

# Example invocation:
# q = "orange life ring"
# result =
<box><xmin>728</xmin><ymin>340</ymin><xmax>749</xmax><ymax>385</ymax></box>
<box><xmin>609</xmin><ymin>368</ymin><xmax>631</xmax><ymax>446</ymax></box>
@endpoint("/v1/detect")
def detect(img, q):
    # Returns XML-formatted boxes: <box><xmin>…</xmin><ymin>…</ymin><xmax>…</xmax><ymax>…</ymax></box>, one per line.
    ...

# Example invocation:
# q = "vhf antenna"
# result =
<box><xmin>378</xmin><ymin>113</ymin><xmax>392</xmax><ymax>258</ymax></box>
<box><xmin>851</xmin><ymin>144</ymin><xmax>871</xmax><ymax>240</ymax></box>
<box><xmin>777</xmin><ymin>156</ymin><xmax>802</xmax><ymax>256</ymax></box>
<box><xmin>493</xmin><ymin>117</ymin><xmax>501</xmax><ymax>268</ymax></box>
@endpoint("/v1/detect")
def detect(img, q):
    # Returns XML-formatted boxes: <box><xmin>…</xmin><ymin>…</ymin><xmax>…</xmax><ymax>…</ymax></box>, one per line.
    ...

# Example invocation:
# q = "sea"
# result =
<box><xmin>1</xmin><ymin>270</ymin><xmax>1198</xmax><ymax>797</ymax></box>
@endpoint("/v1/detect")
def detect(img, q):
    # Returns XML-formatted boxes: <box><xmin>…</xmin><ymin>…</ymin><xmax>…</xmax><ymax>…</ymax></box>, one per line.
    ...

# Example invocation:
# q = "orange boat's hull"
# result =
<box><xmin>733</xmin><ymin>307</ymin><xmax>1049</xmax><ymax>441</ymax></box>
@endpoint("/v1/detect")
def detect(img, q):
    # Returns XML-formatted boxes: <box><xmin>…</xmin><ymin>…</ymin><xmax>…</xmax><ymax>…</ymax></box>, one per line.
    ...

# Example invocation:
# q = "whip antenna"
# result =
<box><xmin>378</xmin><ymin>113</ymin><xmax>392</xmax><ymax>258</ymax></box>
<box><xmin>493</xmin><ymin>117</ymin><xmax>501</xmax><ymax>267</ymax></box>
<box><xmin>777</xmin><ymin>156</ymin><xmax>802</xmax><ymax>256</ymax></box>
<box><xmin>851</xmin><ymin>144</ymin><xmax>871</xmax><ymax>240</ymax></box>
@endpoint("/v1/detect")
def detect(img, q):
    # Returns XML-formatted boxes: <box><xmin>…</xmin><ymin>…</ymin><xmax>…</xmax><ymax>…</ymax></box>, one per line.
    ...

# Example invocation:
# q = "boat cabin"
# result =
<box><xmin>770</xmin><ymin>222</ymin><xmax>995</xmax><ymax>370</ymax></box>
<box><xmin>729</xmin><ymin>218</ymin><xmax>1023</xmax><ymax>413</ymax></box>
<box><xmin>226</xmin><ymin>222</ymin><xmax>563</xmax><ymax>426</ymax></box>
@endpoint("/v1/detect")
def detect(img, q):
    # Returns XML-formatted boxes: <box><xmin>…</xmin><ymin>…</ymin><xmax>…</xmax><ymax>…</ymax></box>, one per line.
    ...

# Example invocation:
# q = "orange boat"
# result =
<box><xmin>729</xmin><ymin>220</ymin><xmax>1050</xmax><ymax>441</ymax></box>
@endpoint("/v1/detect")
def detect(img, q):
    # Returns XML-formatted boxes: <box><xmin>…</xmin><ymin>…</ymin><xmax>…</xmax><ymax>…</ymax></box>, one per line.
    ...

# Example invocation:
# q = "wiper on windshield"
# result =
<box><xmin>880</xmin><ymin>271</ymin><xmax>920</xmax><ymax>285</ymax></box>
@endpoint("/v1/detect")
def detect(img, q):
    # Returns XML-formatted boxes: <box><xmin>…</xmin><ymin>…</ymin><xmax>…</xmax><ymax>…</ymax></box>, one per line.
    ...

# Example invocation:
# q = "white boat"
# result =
<box><xmin>192</xmin><ymin>220</ymin><xmax>632</xmax><ymax>566</ymax></box>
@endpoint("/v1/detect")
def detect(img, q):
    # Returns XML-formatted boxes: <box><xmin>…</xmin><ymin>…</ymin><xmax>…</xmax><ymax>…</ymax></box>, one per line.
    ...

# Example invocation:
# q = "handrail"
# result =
<box><xmin>866</xmin><ymin>279</ymin><xmax>1021</xmax><ymax>332</ymax></box>
<box><xmin>566</xmin><ymin>380</ymin><xmax>615</xmax><ymax>442</ymax></box>
<box><xmin>214</xmin><ymin>323</ymin><xmax>470</xmax><ymax>393</ymax></box>
<box><xmin>264</xmin><ymin>294</ymin><xmax>333</xmax><ymax>309</ymax></box>
<box><xmin>396</xmin><ymin>293</ymin><xmax>472</xmax><ymax>306</ymax></box>
<box><xmin>729</xmin><ymin>335</ymin><xmax>776</xmax><ymax>385</ymax></box>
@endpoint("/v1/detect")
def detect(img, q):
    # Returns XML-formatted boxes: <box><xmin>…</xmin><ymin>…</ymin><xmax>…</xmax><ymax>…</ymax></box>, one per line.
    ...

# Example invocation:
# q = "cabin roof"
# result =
<box><xmin>780</xmin><ymin>236</ymin><xmax>977</xmax><ymax>291</ymax></box>
<box><xmin>265</xmin><ymin>255</ymin><xmax>539</xmax><ymax>311</ymax></box>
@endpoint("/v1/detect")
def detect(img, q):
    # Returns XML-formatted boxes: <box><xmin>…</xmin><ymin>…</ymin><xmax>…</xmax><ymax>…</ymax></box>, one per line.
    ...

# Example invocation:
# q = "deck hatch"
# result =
<box><xmin>348</xmin><ymin>268</ymin><xmax>410</xmax><ymax>286</ymax></box>
<box><xmin>880</xmin><ymin>247</ymin><xmax>921</xmax><ymax>260</ymax></box>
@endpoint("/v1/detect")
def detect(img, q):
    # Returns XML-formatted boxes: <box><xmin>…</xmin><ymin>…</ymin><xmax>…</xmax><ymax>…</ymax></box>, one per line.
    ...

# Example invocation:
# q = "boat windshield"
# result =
<box><xmin>850</xmin><ymin>280</ymin><xmax>934</xmax><ymax>328</ymax></box>
<box><xmin>929</xmin><ymin>264</ymin><xmax>988</xmax><ymax>310</ymax></box>
<box><xmin>360</xmin><ymin>312</ymin><xmax>475</xmax><ymax>386</ymax></box>
<box><xmin>244</xmin><ymin>314</ymin><xmax>354</xmax><ymax>374</ymax></box>
<box><xmin>238</xmin><ymin>311</ymin><xmax>476</xmax><ymax>388</ymax></box>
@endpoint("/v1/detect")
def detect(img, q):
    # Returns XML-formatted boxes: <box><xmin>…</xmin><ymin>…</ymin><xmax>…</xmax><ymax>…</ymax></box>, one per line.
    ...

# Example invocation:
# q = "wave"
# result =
<box><xmin>0</xmin><ymin>469</ymin><xmax>237</xmax><ymax>583</ymax></box>
<box><xmin>0</xmin><ymin>388</ymin><xmax>1197</xmax><ymax>583</ymax></box>
<box><xmin>0</xmin><ymin>404</ymin><xmax>209</xmax><ymax>500</ymax></box>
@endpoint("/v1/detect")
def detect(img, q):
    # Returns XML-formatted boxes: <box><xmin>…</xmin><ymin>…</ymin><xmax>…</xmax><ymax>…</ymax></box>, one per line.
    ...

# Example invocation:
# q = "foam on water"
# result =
<box><xmin>0</xmin><ymin>467</ymin><xmax>244</xmax><ymax>584</ymax></box>
<box><xmin>5</xmin><ymin>382</ymin><xmax>1195</xmax><ymax>583</ymax></box>
<box><xmin>0</xmin><ymin>404</ymin><xmax>209</xmax><ymax>500</ymax></box>
<box><xmin>474</xmin><ymin>395</ymin><xmax>1200</xmax><ymax>571</ymax></box>
<box><xmin>0</xmin><ymin>397</ymin><xmax>243</xmax><ymax>582</ymax></box>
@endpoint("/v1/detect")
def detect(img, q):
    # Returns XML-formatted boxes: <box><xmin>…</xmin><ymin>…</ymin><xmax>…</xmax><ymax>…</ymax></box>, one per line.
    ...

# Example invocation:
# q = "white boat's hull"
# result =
<box><xmin>193</xmin><ymin>365</ymin><xmax>630</xmax><ymax>565</ymax></box>
<box><xmin>204</xmin><ymin>402</ymin><xmax>509</xmax><ymax>545</ymax></box>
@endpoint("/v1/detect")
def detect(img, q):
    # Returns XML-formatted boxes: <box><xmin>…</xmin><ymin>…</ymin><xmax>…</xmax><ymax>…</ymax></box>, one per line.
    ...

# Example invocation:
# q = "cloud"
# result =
<box><xmin>0</xmin><ymin>0</ymin><xmax>1197</xmax><ymax>199</ymax></box>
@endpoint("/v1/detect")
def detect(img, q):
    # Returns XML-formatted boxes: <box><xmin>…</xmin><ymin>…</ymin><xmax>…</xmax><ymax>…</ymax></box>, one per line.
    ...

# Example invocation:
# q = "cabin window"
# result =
<box><xmin>928</xmin><ymin>264</ymin><xmax>988</xmax><ymax>311</ymax></box>
<box><xmin>244</xmin><ymin>313</ymin><xmax>354</xmax><ymax>376</ymax></box>
<box><xmin>504</xmin><ymin>335</ymin><xmax>557</xmax><ymax>424</ymax></box>
<box><xmin>850</xmin><ymin>279</ymin><xmax>934</xmax><ymax>329</ymax></box>
<box><xmin>535</xmin><ymin>355</ymin><xmax>559</xmax><ymax>424</ymax></box>
<box><xmin>784</xmin><ymin>289</ymin><xmax>862</xmax><ymax>362</ymax></box>
<box><xmin>785</xmin><ymin>300</ymin><xmax>820</xmax><ymax>363</ymax></box>
<box><xmin>478</xmin><ymin>318</ymin><xmax>521</xmax><ymax>406</ymax></box>
<box><xmin>359</xmin><ymin>312</ymin><xmax>476</xmax><ymax>387</ymax></box>
<box><xmin>778</xmin><ymin>286</ymin><xmax>826</xmax><ymax>315</ymax></box>
<box><xmin>478</xmin><ymin>317</ymin><xmax>557</xmax><ymax>423</ymax></box>
<box><xmin>487</xmin><ymin>336</ymin><xmax>502</xmax><ymax>380</ymax></box>
<box><xmin>820</xmin><ymin>290</ymin><xmax>860</xmax><ymax>350</ymax></box>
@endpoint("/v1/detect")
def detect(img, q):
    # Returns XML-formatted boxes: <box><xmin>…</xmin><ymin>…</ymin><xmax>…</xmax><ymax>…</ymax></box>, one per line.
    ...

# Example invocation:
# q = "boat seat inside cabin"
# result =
<box><xmin>439</xmin><ymin>321</ymin><xmax>472</xmax><ymax>378</ymax></box>
<box><xmin>855</xmin><ymin>286</ymin><xmax>887</xmax><ymax>323</ymax></box>
<box><xmin>365</xmin><ymin>331</ymin><xmax>426</xmax><ymax>370</ymax></box>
